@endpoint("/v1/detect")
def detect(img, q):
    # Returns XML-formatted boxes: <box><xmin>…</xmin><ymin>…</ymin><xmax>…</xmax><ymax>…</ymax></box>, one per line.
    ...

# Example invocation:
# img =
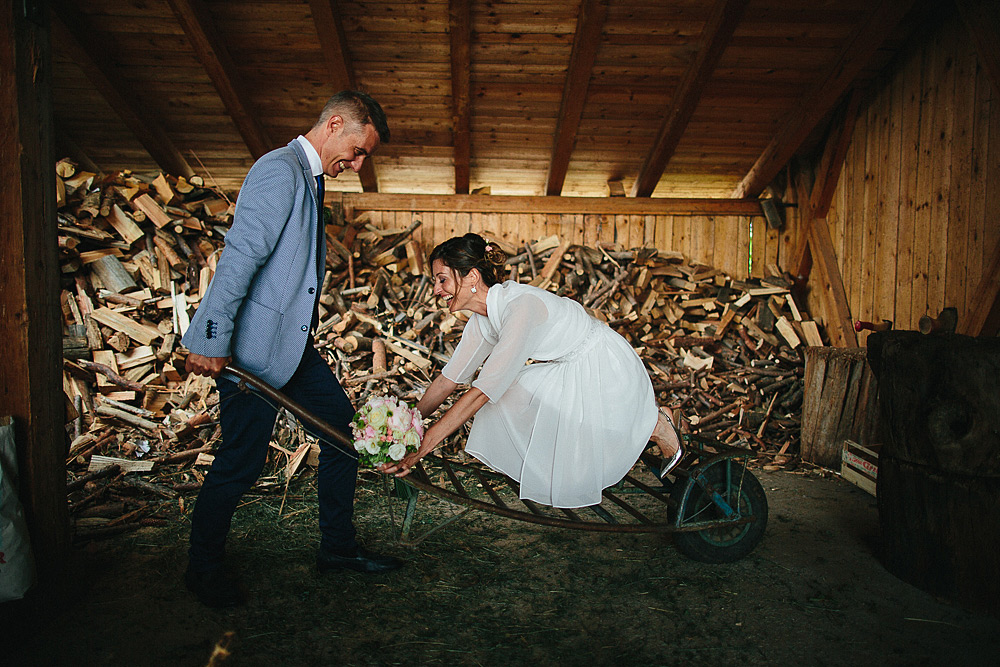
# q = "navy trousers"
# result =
<box><xmin>188</xmin><ymin>343</ymin><xmax>358</xmax><ymax>573</ymax></box>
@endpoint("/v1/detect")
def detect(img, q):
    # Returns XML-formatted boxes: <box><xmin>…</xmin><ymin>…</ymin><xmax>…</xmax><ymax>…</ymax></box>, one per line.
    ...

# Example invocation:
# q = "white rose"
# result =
<box><xmin>387</xmin><ymin>443</ymin><xmax>407</xmax><ymax>461</ymax></box>
<box><xmin>368</xmin><ymin>403</ymin><xmax>389</xmax><ymax>429</ymax></box>
<box><xmin>354</xmin><ymin>438</ymin><xmax>368</xmax><ymax>453</ymax></box>
<box><xmin>365</xmin><ymin>439</ymin><xmax>382</xmax><ymax>455</ymax></box>
<box><xmin>402</xmin><ymin>428</ymin><xmax>421</xmax><ymax>449</ymax></box>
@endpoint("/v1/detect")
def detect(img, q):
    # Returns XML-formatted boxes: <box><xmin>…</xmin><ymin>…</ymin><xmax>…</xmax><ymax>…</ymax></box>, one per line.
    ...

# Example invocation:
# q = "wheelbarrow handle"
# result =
<box><xmin>225</xmin><ymin>365</ymin><xmax>353</xmax><ymax>448</ymax></box>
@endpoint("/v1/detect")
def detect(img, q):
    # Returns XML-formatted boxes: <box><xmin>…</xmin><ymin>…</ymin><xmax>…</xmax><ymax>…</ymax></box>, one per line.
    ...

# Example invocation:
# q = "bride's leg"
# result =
<box><xmin>651</xmin><ymin>407</ymin><xmax>685</xmax><ymax>478</ymax></box>
<box><xmin>650</xmin><ymin>407</ymin><xmax>681</xmax><ymax>458</ymax></box>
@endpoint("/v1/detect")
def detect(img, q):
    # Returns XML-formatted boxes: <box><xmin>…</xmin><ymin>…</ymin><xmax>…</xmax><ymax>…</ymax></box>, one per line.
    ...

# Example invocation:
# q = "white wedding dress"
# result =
<box><xmin>441</xmin><ymin>281</ymin><xmax>658</xmax><ymax>508</ymax></box>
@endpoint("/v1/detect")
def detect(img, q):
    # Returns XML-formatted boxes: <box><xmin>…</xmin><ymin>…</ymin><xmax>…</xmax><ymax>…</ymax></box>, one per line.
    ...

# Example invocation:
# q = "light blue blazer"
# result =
<box><xmin>183</xmin><ymin>140</ymin><xmax>325</xmax><ymax>388</ymax></box>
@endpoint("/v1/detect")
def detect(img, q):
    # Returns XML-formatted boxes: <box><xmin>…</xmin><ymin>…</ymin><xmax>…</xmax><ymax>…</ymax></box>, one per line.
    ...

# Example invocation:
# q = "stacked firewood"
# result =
<box><xmin>56</xmin><ymin>161</ymin><xmax>825</xmax><ymax>539</ymax></box>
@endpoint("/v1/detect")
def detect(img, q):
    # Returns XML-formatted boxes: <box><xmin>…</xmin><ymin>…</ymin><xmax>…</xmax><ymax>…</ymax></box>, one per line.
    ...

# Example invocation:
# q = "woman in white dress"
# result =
<box><xmin>383</xmin><ymin>234</ymin><xmax>683</xmax><ymax>508</ymax></box>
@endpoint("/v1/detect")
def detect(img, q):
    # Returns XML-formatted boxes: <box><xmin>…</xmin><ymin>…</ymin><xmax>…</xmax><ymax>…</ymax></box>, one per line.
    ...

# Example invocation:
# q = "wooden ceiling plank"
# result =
<box><xmin>166</xmin><ymin>0</ymin><xmax>272</xmax><ymax>160</ymax></box>
<box><xmin>545</xmin><ymin>0</ymin><xmax>609</xmax><ymax>196</ymax></box>
<box><xmin>309</xmin><ymin>0</ymin><xmax>378</xmax><ymax>192</ymax></box>
<box><xmin>631</xmin><ymin>0</ymin><xmax>750</xmax><ymax>197</ymax></box>
<box><xmin>954</xmin><ymin>0</ymin><xmax>1000</xmax><ymax>96</ymax></box>
<box><xmin>49</xmin><ymin>2</ymin><xmax>194</xmax><ymax>178</ymax></box>
<box><xmin>449</xmin><ymin>0</ymin><xmax>472</xmax><ymax>194</ymax></box>
<box><xmin>733</xmin><ymin>0</ymin><xmax>916</xmax><ymax>199</ymax></box>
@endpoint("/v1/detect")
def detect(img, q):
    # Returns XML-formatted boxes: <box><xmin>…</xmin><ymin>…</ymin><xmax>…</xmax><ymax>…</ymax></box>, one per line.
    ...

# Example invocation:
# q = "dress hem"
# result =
<box><xmin>466</xmin><ymin>443</ymin><xmax>652</xmax><ymax>510</ymax></box>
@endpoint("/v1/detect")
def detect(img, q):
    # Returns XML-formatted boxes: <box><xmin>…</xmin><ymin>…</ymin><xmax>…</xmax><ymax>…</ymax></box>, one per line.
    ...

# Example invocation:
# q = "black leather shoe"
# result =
<box><xmin>185</xmin><ymin>567</ymin><xmax>245</xmax><ymax>608</ymax></box>
<box><xmin>317</xmin><ymin>545</ymin><xmax>404</xmax><ymax>574</ymax></box>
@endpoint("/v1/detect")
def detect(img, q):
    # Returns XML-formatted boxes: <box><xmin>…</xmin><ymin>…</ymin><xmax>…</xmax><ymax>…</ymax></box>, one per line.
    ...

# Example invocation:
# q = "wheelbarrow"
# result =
<box><xmin>227</xmin><ymin>366</ymin><xmax>768</xmax><ymax>564</ymax></box>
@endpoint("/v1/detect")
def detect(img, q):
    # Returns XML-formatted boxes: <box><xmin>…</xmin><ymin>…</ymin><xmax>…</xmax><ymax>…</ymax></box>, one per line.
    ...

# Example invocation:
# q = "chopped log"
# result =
<box><xmin>131</xmin><ymin>193</ymin><xmax>173</xmax><ymax>228</ymax></box>
<box><xmin>66</xmin><ymin>463</ymin><xmax>121</xmax><ymax>492</ymax></box>
<box><xmin>153</xmin><ymin>233</ymin><xmax>185</xmax><ymax>270</ymax></box>
<box><xmin>89</xmin><ymin>307</ymin><xmax>161</xmax><ymax>345</ymax></box>
<box><xmin>774</xmin><ymin>316</ymin><xmax>801</xmax><ymax>348</ymax></box>
<box><xmin>372</xmin><ymin>338</ymin><xmax>387</xmax><ymax>373</ymax></box>
<box><xmin>800</xmin><ymin>320</ymin><xmax>824</xmax><ymax>346</ymax></box>
<box><xmin>88</xmin><ymin>455</ymin><xmax>154</xmax><ymax>473</ymax></box>
<box><xmin>120</xmin><ymin>474</ymin><xmax>178</xmax><ymax>498</ymax></box>
<box><xmin>90</xmin><ymin>255</ymin><xmax>138</xmax><ymax>294</ymax></box>
<box><xmin>106</xmin><ymin>204</ymin><xmax>145</xmax><ymax>245</ymax></box>
<box><xmin>95</xmin><ymin>405</ymin><xmax>162</xmax><ymax>433</ymax></box>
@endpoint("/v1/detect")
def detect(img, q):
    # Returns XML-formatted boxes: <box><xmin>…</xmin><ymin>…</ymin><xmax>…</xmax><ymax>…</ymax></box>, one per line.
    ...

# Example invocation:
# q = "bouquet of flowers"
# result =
<box><xmin>350</xmin><ymin>395</ymin><xmax>424</xmax><ymax>468</ymax></box>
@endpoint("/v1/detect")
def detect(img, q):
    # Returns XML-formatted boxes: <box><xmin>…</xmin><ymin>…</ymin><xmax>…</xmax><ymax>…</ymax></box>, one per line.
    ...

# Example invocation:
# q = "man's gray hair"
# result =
<box><xmin>315</xmin><ymin>90</ymin><xmax>390</xmax><ymax>143</ymax></box>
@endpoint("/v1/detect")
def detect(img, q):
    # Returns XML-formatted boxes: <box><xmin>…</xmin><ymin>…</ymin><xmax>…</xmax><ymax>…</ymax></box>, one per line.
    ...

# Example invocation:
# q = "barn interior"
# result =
<box><xmin>3</xmin><ymin>0</ymin><xmax>1000</xmax><ymax>664</ymax></box>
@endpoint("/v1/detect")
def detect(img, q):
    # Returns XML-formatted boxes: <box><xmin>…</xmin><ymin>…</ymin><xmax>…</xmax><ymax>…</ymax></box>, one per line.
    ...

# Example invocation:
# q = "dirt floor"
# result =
<box><xmin>6</xmin><ymin>466</ymin><xmax>1000</xmax><ymax>667</ymax></box>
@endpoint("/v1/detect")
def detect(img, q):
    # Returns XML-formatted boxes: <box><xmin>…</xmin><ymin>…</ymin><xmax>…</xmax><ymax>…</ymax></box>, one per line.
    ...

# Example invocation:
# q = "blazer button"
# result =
<box><xmin>301</xmin><ymin>325</ymin><xmax>308</xmax><ymax>332</ymax></box>
<box><xmin>308</xmin><ymin>287</ymin><xmax>315</xmax><ymax>294</ymax></box>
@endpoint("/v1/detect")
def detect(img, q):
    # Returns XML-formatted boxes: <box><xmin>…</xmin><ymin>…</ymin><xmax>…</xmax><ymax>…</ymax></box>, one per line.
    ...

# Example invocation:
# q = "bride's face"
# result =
<box><xmin>432</xmin><ymin>259</ymin><xmax>476</xmax><ymax>312</ymax></box>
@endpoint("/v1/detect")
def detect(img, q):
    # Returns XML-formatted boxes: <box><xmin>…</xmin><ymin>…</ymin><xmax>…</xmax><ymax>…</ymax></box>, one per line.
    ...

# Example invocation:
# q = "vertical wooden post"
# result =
<box><xmin>0</xmin><ymin>0</ymin><xmax>69</xmax><ymax>580</ymax></box>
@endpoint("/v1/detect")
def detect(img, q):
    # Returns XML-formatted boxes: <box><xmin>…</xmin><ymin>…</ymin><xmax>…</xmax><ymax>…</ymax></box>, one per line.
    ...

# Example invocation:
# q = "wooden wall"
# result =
<box><xmin>821</xmin><ymin>12</ymin><xmax>999</xmax><ymax>342</ymax></box>
<box><xmin>356</xmin><ymin>209</ymin><xmax>759</xmax><ymax>280</ymax></box>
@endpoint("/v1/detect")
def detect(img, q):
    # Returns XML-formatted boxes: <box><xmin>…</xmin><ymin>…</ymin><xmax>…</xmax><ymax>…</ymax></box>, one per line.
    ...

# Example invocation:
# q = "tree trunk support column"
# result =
<box><xmin>0</xmin><ymin>0</ymin><xmax>69</xmax><ymax>582</ymax></box>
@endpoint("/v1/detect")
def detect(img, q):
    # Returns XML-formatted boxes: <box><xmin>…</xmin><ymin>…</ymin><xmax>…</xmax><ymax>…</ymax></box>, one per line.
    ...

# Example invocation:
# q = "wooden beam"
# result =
<box><xmin>809</xmin><ymin>88</ymin><xmax>863</xmax><ymax>219</ymax></box>
<box><xmin>335</xmin><ymin>193</ymin><xmax>763</xmax><ymax>216</ymax></box>
<box><xmin>309</xmin><ymin>0</ymin><xmax>378</xmax><ymax>192</ymax></box>
<box><xmin>545</xmin><ymin>0</ymin><xmax>608</xmax><ymax>196</ymax></box>
<box><xmin>809</xmin><ymin>217</ymin><xmax>858</xmax><ymax>347</ymax></box>
<box><xmin>955</xmin><ymin>0</ymin><xmax>1000</xmax><ymax>97</ymax></box>
<box><xmin>794</xmin><ymin>88</ymin><xmax>863</xmax><ymax>278</ymax></box>
<box><xmin>733</xmin><ymin>0</ymin><xmax>916</xmax><ymax>198</ymax></box>
<box><xmin>957</xmin><ymin>236</ymin><xmax>1000</xmax><ymax>336</ymax></box>
<box><xmin>1</xmin><ymin>0</ymin><xmax>70</xmax><ymax>578</ymax></box>
<box><xmin>166</xmin><ymin>0</ymin><xmax>272</xmax><ymax>159</ymax></box>
<box><xmin>449</xmin><ymin>0</ymin><xmax>472</xmax><ymax>194</ymax></box>
<box><xmin>49</xmin><ymin>1</ymin><xmax>194</xmax><ymax>178</ymax></box>
<box><xmin>631</xmin><ymin>0</ymin><xmax>749</xmax><ymax>197</ymax></box>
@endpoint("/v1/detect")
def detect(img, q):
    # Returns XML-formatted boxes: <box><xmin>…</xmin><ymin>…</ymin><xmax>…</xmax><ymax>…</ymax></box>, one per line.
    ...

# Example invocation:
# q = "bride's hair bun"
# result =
<box><xmin>483</xmin><ymin>242</ymin><xmax>506</xmax><ymax>267</ymax></box>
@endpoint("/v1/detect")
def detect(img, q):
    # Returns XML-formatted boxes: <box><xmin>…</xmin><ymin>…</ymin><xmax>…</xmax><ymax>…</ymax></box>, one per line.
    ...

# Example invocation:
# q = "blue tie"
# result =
<box><xmin>312</xmin><ymin>174</ymin><xmax>325</xmax><ymax>329</ymax></box>
<box><xmin>316</xmin><ymin>174</ymin><xmax>325</xmax><ymax>223</ymax></box>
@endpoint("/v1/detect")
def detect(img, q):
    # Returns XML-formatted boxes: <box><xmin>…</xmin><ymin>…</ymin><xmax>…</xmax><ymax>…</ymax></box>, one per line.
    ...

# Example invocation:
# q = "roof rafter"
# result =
<box><xmin>958</xmin><ymin>239</ymin><xmax>1000</xmax><ymax>336</ymax></box>
<box><xmin>733</xmin><ymin>0</ymin><xmax>916</xmax><ymax>199</ymax></box>
<box><xmin>631</xmin><ymin>0</ymin><xmax>749</xmax><ymax>197</ymax></box>
<box><xmin>449</xmin><ymin>0</ymin><xmax>472</xmax><ymax>195</ymax></box>
<box><xmin>545</xmin><ymin>0</ymin><xmax>609</xmax><ymax>196</ymax></box>
<box><xmin>49</xmin><ymin>1</ymin><xmax>194</xmax><ymax>178</ymax></box>
<box><xmin>794</xmin><ymin>88</ymin><xmax>863</xmax><ymax>279</ymax></box>
<box><xmin>309</xmin><ymin>0</ymin><xmax>379</xmax><ymax>192</ymax></box>
<box><xmin>955</xmin><ymin>0</ymin><xmax>1000</xmax><ymax>96</ymax></box>
<box><xmin>166</xmin><ymin>0</ymin><xmax>272</xmax><ymax>160</ymax></box>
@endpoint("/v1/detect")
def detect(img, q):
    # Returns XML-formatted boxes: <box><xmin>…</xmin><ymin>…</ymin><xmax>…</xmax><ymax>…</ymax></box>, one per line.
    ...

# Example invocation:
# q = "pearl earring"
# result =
<box><xmin>470</xmin><ymin>286</ymin><xmax>477</xmax><ymax>293</ymax></box>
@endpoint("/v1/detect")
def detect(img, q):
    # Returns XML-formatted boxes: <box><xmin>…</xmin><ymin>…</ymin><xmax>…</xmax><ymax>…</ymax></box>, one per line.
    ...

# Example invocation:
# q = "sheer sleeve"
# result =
<box><xmin>441</xmin><ymin>316</ymin><xmax>495</xmax><ymax>385</ymax></box>
<box><xmin>472</xmin><ymin>294</ymin><xmax>549</xmax><ymax>402</ymax></box>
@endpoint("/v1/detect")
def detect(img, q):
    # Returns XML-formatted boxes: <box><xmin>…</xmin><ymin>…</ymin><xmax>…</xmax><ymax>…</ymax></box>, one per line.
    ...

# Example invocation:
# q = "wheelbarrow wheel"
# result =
<box><xmin>670</xmin><ymin>460</ymin><xmax>767</xmax><ymax>563</ymax></box>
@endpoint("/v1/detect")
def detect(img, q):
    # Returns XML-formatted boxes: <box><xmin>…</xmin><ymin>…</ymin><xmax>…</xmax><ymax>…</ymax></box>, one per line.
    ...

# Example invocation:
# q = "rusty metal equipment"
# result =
<box><xmin>226</xmin><ymin>365</ymin><xmax>768</xmax><ymax>563</ymax></box>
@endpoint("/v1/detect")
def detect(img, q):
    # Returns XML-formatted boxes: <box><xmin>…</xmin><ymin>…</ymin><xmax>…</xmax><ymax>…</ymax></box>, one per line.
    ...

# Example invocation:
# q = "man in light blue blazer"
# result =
<box><xmin>182</xmin><ymin>91</ymin><xmax>402</xmax><ymax>607</ymax></box>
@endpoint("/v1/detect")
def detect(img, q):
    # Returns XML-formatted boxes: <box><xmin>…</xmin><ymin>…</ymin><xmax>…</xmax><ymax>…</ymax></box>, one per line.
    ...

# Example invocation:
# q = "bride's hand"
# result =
<box><xmin>379</xmin><ymin>450</ymin><xmax>424</xmax><ymax>478</ymax></box>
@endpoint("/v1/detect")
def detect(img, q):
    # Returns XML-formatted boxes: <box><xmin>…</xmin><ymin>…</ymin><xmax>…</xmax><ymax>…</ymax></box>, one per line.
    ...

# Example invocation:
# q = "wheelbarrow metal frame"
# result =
<box><xmin>224</xmin><ymin>366</ymin><xmax>763</xmax><ymax>545</ymax></box>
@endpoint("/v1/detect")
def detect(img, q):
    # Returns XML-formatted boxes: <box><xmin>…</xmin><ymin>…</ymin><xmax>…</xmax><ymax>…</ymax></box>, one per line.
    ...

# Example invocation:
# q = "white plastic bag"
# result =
<box><xmin>0</xmin><ymin>417</ymin><xmax>34</xmax><ymax>601</ymax></box>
